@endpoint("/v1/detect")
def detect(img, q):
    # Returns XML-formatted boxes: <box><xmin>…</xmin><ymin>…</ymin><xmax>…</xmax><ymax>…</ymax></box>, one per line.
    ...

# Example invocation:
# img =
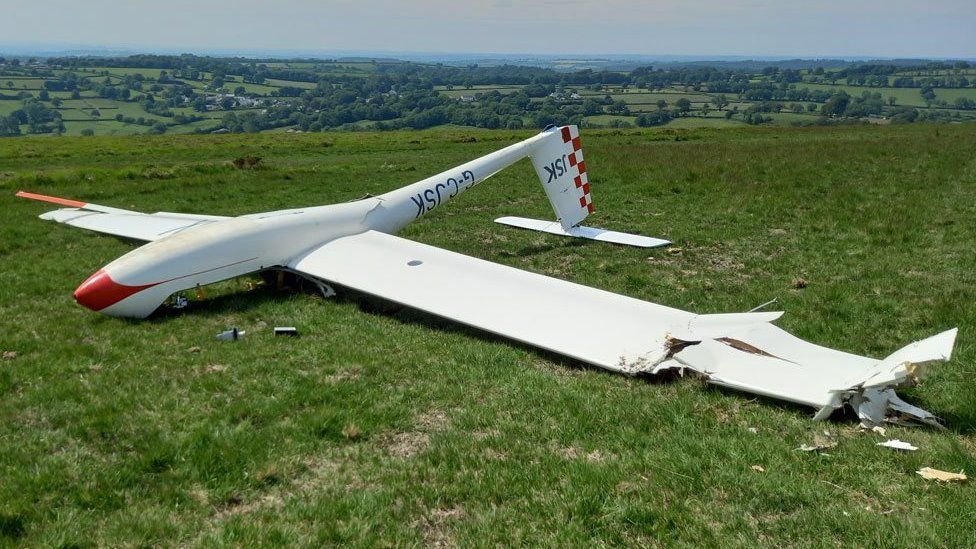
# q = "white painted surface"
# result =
<box><xmin>40</xmin><ymin>208</ymin><xmax>228</xmax><ymax>241</ymax></box>
<box><xmin>495</xmin><ymin>216</ymin><xmax>671</xmax><ymax>248</ymax></box>
<box><xmin>527</xmin><ymin>125</ymin><xmax>590</xmax><ymax>229</ymax></box>
<box><xmin>292</xmin><ymin>230</ymin><xmax>776</xmax><ymax>372</ymax></box>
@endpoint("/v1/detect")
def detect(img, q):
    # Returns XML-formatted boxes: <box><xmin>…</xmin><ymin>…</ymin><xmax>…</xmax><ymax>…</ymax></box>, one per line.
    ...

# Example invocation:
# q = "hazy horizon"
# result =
<box><xmin>2</xmin><ymin>1</ymin><xmax>973</xmax><ymax>59</ymax></box>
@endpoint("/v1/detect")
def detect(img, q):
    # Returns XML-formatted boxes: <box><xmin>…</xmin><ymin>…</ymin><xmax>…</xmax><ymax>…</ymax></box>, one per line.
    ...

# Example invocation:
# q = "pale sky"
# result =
<box><xmin>2</xmin><ymin>0</ymin><xmax>973</xmax><ymax>58</ymax></box>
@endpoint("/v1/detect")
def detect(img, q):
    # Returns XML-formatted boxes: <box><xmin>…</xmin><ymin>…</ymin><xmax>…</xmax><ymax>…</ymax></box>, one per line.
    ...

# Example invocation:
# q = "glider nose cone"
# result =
<box><xmin>74</xmin><ymin>269</ymin><xmax>118</xmax><ymax>311</ymax></box>
<box><xmin>74</xmin><ymin>269</ymin><xmax>154</xmax><ymax>312</ymax></box>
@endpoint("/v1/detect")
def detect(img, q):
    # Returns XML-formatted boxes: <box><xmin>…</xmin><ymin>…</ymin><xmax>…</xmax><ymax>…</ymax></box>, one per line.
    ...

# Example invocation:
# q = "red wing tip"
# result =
<box><xmin>16</xmin><ymin>191</ymin><xmax>88</xmax><ymax>208</ymax></box>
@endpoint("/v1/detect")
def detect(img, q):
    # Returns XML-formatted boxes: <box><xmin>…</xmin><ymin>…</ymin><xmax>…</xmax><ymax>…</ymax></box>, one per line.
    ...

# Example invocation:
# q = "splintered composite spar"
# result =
<box><xmin>16</xmin><ymin>125</ymin><xmax>957</xmax><ymax>427</ymax></box>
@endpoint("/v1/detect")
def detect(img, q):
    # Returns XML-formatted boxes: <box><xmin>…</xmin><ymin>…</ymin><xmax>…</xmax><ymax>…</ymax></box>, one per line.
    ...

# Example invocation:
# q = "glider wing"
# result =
<box><xmin>16</xmin><ymin>191</ymin><xmax>228</xmax><ymax>241</ymax></box>
<box><xmin>290</xmin><ymin>230</ymin><xmax>955</xmax><ymax>425</ymax></box>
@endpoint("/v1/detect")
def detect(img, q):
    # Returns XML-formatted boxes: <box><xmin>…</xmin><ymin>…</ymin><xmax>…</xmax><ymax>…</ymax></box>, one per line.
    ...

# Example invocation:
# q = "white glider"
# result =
<box><xmin>17</xmin><ymin>125</ymin><xmax>956</xmax><ymax>426</ymax></box>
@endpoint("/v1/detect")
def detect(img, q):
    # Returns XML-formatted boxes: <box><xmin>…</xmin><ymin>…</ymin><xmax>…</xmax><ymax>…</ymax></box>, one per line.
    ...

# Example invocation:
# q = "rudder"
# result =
<box><xmin>529</xmin><ymin>125</ymin><xmax>592</xmax><ymax>230</ymax></box>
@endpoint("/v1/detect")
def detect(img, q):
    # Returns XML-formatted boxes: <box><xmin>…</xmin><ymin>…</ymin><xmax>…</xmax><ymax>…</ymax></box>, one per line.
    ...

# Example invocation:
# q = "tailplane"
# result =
<box><xmin>496</xmin><ymin>125</ymin><xmax>669</xmax><ymax>248</ymax></box>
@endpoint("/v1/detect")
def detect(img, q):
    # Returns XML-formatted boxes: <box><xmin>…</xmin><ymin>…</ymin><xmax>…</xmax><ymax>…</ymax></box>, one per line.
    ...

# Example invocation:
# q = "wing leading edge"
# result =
<box><xmin>290</xmin><ymin>231</ymin><xmax>955</xmax><ymax>426</ymax></box>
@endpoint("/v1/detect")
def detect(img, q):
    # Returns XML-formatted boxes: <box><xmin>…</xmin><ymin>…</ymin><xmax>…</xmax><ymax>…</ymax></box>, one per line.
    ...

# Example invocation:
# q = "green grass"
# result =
<box><xmin>934</xmin><ymin>88</ymin><xmax>976</xmax><ymax>103</ymax></box>
<box><xmin>438</xmin><ymin>85</ymin><xmax>523</xmax><ymax>98</ymax></box>
<box><xmin>0</xmin><ymin>78</ymin><xmax>49</xmax><ymax>90</ymax></box>
<box><xmin>83</xmin><ymin>67</ymin><xmax>170</xmax><ymax>79</ymax></box>
<box><xmin>665</xmin><ymin>116</ymin><xmax>746</xmax><ymax>128</ymax></box>
<box><xmin>227</xmin><ymin>82</ymin><xmax>281</xmax><ymax>95</ymax></box>
<box><xmin>1</xmin><ymin>125</ymin><xmax>975</xmax><ymax>545</ymax></box>
<box><xmin>57</xmin><ymin>99</ymin><xmax>169</xmax><ymax>123</ymax></box>
<box><xmin>765</xmin><ymin>112</ymin><xmax>823</xmax><ymax>126</ymax></box>
<box><xmin>583</xmin><ymin>114</ymin><xmax>639</xmax><ymax>126</ymax></box>
<box><xmin>0</xmin><ymin>101</ymin><xmax>21</xmax><ymax>115</ymax></box>
<box><xmin>166</xmin><ymin>119</ymin><xmax>224</xmax><ymax>134</ymax></box>
<box><xmin>60</xmin><ymin>120</ymin><xmax>149</xmax><ymax>136</ymax></box>
<box><xmin>263</xmin><ymin>79</ymin><xmax>318</xmax><ymax>90</ymax></box>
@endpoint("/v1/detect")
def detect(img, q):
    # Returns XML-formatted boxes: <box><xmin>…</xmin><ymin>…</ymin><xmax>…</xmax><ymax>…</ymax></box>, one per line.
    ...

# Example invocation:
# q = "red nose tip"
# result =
<box><xmin>74</xmin><ymin>269</ymin><xmax>157</xmax><ymax>311</ymax></box>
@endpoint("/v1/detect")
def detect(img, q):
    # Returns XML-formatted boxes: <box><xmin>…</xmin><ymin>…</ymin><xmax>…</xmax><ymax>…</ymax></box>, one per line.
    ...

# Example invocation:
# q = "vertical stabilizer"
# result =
<box><xmin>497</xmin><ymin>125</ymin><xmax>668</xmax><ymax>248</ymax></box>
<box><xmin>529</xmin><ymin>125</ymin><xmax>592</xmax><ymax>230</ymax></box>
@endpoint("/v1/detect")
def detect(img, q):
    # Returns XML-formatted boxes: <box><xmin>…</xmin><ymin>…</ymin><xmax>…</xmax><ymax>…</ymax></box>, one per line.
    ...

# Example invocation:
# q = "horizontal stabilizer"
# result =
<box><xmin>495</xmin><ymin>216</ymin><xmax>670</xmax><ymax>248</ymax></box>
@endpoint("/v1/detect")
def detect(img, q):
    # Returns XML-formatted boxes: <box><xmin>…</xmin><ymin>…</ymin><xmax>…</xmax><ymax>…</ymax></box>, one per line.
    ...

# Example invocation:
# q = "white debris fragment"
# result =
<box><xmin>917</xmin><ymin>467</ymin><xmax>967</xmax><ymax>483</ymax></box>
<box><xmin>668</xmin><ymin>323</ymin><xmax>957</xmax><ymax>429</ymax></box>
<box><xmin>877</xmin><ymin>439</ymin><xmax>918</xmax><ymax>451</ymax></box>
<box><xmin>216</xmin><ymin>328</ymin><xmax>245</xmax><ymax>341</ymax></box>
<box><xmin>751</xmin><ymin>465</ymin><xmax>765</xmax><ymax>473</ymax></box>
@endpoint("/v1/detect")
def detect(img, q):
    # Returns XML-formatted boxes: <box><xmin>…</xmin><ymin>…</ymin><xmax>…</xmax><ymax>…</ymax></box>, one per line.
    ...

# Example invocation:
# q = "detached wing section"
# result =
<box><xmin>17</xmin><ymin>191</ymin><xmax>228</xmax><ymax>241</ymax></box>
<box><xmin>292</xmin><ymin>230</ymin><xmax>956</xmax><ymax>426</ymax></box>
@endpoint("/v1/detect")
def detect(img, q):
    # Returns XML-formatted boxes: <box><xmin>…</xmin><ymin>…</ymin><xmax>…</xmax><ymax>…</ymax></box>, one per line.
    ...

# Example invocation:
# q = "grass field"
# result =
<box><xmin>1</xmin><ymin>125</ymin><xmax>975</xmax><ymax>546</ymax></box>
<box><xmin>0</xmin><ymin>101</ymin><xmax>20</xmax><ymax>115</ymax></box>
<box><xmin>583</xmin><ymin>114</ymin><xmax>639</xmax><ymax>127</ymax></box>
<box><xmin>0</xmin><ymin>66</ymin><xmax>324</xmax><ymax>136</ymax></box>
<box><xmin>793</xmin><ymin>83</ymin><xmax>976</xmax><ymax>109</ymax></box>
<box><xmin>664</xmin><ymin>116</ymin><xmax>746</xmax><ymax>128</ymax></box>
<box><xmin>82</xmin><ymin>67</ymin><xmax>170</xmax><ymax>79</ymax></box>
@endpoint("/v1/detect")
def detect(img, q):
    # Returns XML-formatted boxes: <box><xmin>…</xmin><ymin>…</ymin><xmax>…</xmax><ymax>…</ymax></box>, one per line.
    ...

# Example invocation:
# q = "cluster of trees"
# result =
<box><xmin>1</xmin><ymin>100</ymin><xmax>64</xmax><ymax>134</ymax></box>
<box><xmin>891</xmin><ymin>75</ymin><xmax>972</xmax><ymax>88</ymax></box>
<box><xmin>0</xmin><ymin>115</ymin><xmax>21</xmax><ymax>135</ymax></box>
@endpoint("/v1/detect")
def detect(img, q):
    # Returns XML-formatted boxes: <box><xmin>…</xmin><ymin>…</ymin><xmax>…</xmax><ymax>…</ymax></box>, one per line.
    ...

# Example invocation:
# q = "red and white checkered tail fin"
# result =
<box><xmin>529</xmin><ymin>125</ymin><xmax>592</xmax><ymax>230</ymax></box>
<box><xmin>495</xmin><ymin>125</ymin><xmax>670</xmax><ymax>248</ymax></box>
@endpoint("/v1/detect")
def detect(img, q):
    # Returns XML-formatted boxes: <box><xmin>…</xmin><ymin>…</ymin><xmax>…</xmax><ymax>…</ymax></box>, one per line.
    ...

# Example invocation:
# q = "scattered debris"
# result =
<box><xmin>917</xmin><ymin>467</ymin><xmax>967</xmax><ymax>483</ymax></box>
<box><xmin>791</xmin><ymin>277</ymin><xmax>808</xmax><ymax>289</ymax></box>
<box><xmin>747</xmin><ymin>297</ymin><xmax>778</xmax><ymax>313</ymax></box>
<box><xmin>2</xmin><ymin>351</ymin><xmax>16</xmax><ymax>360</ymax></box>
<box><xmin>751</xmin><ymin>465</ymin><xmax>765</xmax><ymax>473</ymax></box>
<box><xmin>852</xmin><ymin>387</ymin><xmax>945</xmax><ymax>429</ymax></box>
<box><xmin>868</xmin><ymin>425</ymin><xmax>887</xmax><ymax>436</ymax></box>
<box><xmin>877</xmin><ymin>439</ymin><xmax>918</xmax><ymax>451</ymax></box>
<box><xmin>187</xmin><ymin>346</ymin><xmax>201</xmax><ymax>354</ymax></box>
<box><xmin>797</xmin><ymin>435</ymin><xmax>837</xmax><ymax>452</ymax></box>
<box><xmin>747</xmin><ymin>427</ymin><xmax>759</xmax><ymax>434</ymax></box>
<box><xmin>668</xmin><ymin>246</ymin><xmax>684</xmax><ymax>255</ymax></box>
<box><xmin>216</xmin><ymin>328</ymin><xmax>245</xmax><ymax>341</ymax></box>
<box><xmin>274</xmin><ymin>326</ymin><xmax>299</xmax><ymax>337</ymax></box>
<box><xmin>205</xmin><ymin>364</ymin><xmax>227</xmax><ymax>373</ymax></box>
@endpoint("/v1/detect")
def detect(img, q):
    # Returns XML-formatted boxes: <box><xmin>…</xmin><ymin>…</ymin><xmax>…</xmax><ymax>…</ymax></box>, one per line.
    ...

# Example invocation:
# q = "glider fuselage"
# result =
<box><xmin>74</xmin><ymin>131</ymin><xmax>552</xmax><ymax>318</ymax></box>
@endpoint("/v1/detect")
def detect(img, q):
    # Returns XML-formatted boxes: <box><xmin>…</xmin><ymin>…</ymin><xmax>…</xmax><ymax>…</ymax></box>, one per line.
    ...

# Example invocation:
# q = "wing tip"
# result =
<box><xmin>16</xmin><ymin>190</ymin><xmax>88</xmax><ymax>208</ymax></box>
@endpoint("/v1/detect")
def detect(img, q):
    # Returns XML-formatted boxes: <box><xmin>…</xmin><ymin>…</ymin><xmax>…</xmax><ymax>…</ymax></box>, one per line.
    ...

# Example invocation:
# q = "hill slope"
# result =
<box><xmin>1</xmin><ymin>124</ymin><xmax>974</xmax><ymax>545</ymax></box>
